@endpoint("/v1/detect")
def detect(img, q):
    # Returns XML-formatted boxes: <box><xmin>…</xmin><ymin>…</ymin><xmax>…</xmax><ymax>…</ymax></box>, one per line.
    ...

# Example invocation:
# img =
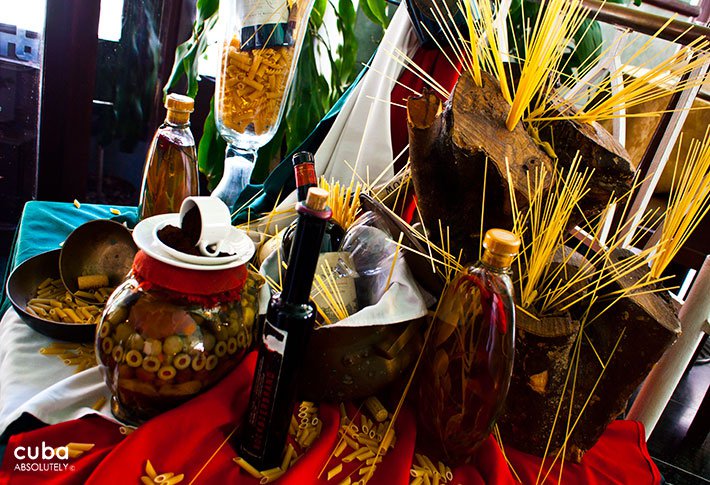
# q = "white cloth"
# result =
<box><xmin>262</xmin><ymin>3</ymin><xmax>420</xmax><ymax>230</ymax></box>
<box><xmin>261</xmin><ymin>226</ymin><xmax>429</xmax><ymax>327</ymax></box>
<box><xmin>0</xmin><ymin>310</ymin><xmax>114</xmax><ymax>437</ymax></box>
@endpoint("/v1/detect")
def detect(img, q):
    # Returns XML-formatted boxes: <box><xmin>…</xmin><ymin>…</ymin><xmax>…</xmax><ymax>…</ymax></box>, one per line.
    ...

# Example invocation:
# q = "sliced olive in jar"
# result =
<box><xmin>126</xmin><ymin>333</ymin><xmax>144</xmax><ymax>351</ymax></box>
<box><xmin>142</xmin><ymin>356</ymin><xmax>161</xmax><ymax>373</ymax></box>
<box><xmin>143</xmin><ymin>338</ymin><xmax>162</xmax><ymax>356</ymax></box>
<box><xmin>112</xmin><ymin>346</ymin><xmax>124</xmax><ymax>363</ymax></box>
<box><xmin>174</xmin><ymin>353</ymin><xmax>191</xmax><ymax>370</ymax></box>
<box><xmin>163</xmin><ymin>335</ymin><xmax>184</xmax><ymax>356</ymax></box>
<box><xmin>114</xmin><ymin>323</ymin><xmax>132</xmax><ymax>343</ymax></box>
<box><xmin>227</xmin><ymin>337</ymin><xmax>238</xmax><ymax>354</ymax></box>
<box><xmin>158</xmin><ymin>365</ymin><xmax>177</xmax><ymax>380</ymax></box>
<box><xmin>215</xmin><ymin>341</ymin><xmax>227</xmax><ymax>357</ymax></box>
<box><xmin>205</xmin><ymin>355</ymin><xmax>218</xmax><ymax>371</ymax></box>
<box><xmin>202</xmin><ymin>333</ymin><xmax>216</xmax><ymax>352</ymax></box>
<box><xmin>125</xmin><ymin>350</ymin><xmax>143</xmax><ymax>368</ymax></box>
<box><xmin>101</xmin><ymin>337</ymin><xmax>114</xmax><ymax>354</ymax></box>
<box><xmin>191</xmin><ymin>353</ymin><xmax>206</xmax><ymax>371</ymax></box>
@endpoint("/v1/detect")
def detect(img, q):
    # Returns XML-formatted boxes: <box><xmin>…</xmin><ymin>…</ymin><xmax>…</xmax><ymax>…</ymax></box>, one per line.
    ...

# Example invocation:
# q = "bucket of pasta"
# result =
<box><xmin>96</xmin><ymin>214</ymin><xmax>268</xmax><ymax>425</ymax></box>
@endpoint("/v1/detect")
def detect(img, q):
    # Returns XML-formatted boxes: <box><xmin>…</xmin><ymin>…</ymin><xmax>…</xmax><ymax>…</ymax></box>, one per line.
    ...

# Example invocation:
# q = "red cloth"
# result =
<box><xmin>389</xmin><ymin>47</ymin><xmax>461</xmax><ymax>223</ymax></box>
<box><xmin>0</xmin><ymin>352</ymin><xmax>660</xmax><ymax>484</ymax></box>
<box><xmin>132</xmin><ymin>250</ymin><xmax>248</xmax><ymax>305</ymax></box>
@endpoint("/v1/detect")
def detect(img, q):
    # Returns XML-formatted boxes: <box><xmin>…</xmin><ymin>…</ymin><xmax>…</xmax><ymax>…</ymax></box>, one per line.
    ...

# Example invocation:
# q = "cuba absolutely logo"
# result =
<box><xmin>12</xmin><ymin>442</ymin><xmax>73</xmax><ymax>472</ymax></box>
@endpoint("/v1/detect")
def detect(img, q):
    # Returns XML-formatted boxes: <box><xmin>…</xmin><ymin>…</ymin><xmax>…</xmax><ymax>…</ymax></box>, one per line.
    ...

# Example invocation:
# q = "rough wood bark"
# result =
<box><xmin>499</xmin><ymin>248</ymin><xmax>680</xmax><ymax>461</ymax></box>
<box><xmin>407</xmin><ymin>71</ymin><xmax>554</xmax><ymax>263</ymax></box>
<box><xmin>540</xmin><ymin>105</ymin><xmax>634</xmax><ymax>218</ymax></box>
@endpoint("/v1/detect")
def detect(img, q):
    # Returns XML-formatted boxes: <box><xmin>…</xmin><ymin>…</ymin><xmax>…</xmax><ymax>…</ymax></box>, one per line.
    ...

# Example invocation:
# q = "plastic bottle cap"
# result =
<box><xmin>305</xmin><ymin>187</ymin><xmax>329</xmax><ymax>211</ymax></box>
<box><xmin>483</xmin><ymin>229</ymin><xmax>520</xmax><ymax>256</ymax></box>
<box><xmin>165</xmin><ymin>93</ymin><xmax>195</xmax><ymax>113</ymax></box>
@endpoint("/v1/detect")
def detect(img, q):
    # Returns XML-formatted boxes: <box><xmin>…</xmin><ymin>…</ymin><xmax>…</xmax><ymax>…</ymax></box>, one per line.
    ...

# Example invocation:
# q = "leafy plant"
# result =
<box><xmin>164</xmin><ymin>0</ymin><xmax>389</xmax><ymax>190</ymax></box>
<box><xmin>507</xmin><ymin>0</ymin><xmax>605</xmax><ymax>84</ymax></box>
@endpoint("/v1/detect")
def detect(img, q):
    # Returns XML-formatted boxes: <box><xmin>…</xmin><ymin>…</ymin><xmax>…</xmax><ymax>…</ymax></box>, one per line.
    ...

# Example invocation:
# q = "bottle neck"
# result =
<box><xmin>480</xmin><ymin>250</ymin><xmax>514</xmax><ymax>273</ymax></box>
<box><xmin>165</xmin><ymin>111</ymin><xmax>191</xmax><ymax>127</ymax></box>
<box><xmin>280</xmin><ymin>204</ymin><xmax>331</xmax><ymax>305</ymax></box>
<box><xmin>293</xmin><ymin>162</ymin><xmax>317</xmax><ymax>203</ymax></box>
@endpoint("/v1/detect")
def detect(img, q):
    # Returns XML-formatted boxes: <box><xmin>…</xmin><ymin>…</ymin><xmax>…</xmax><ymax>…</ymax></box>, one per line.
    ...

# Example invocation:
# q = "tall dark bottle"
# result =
<box><xmin>239</xmin><ymin>187</ymin><xmax>331</xmax><ymax>470</ymax></box>
<box><xmin>292</xmin><ymin>151</ymin><xmax>317</xmax><ymax>203</ymax></box>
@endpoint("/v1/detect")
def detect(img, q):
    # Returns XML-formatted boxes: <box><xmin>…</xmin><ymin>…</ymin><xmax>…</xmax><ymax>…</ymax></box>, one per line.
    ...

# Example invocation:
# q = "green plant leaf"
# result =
<box><xmin>360</xmin><ymin>0</ymin><xmax>388</xmax><ymax>29</ymax></box>
<box><xmin>335</xmin><ymin>0</ymin><xmax>358</xmax><ymax>87</ymax></box>
<box><xmin>163</xmin><ymin>4</ymin><xmax>218</xmax><ymax>99</ymax></box>
<box><xmin>196</xmin><ymin>0</ymin><xmax>219</xmax><ymax>24</ymax></box>
<box><xmin>198</xmin><ymin>102</ymin><xmax>227</xmax><ymax>191</ymax></box>
<box><xmin>311</xmin><ymin>0</ymin><xmax>328</xmax><ymax>29</ymax></box>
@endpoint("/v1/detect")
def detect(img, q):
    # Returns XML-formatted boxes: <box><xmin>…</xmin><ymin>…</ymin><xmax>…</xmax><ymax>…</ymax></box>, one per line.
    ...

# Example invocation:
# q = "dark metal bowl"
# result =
<box><xmin>59</xmin><ymin>219</ymin><xmax>136</xmax><ymax>294</ymax></box>
<box><xmin>299</xmin><ymin>318</ymin><xmax>424</xmax><ymax>402</ymax></box>
<box><xmin>6</xmin><ymin>249</ymin><xmax>97</xmax><ymax>342</ymax></box>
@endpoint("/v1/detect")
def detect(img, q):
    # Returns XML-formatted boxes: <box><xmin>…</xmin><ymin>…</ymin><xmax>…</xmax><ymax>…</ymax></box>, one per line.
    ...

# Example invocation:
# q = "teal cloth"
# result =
<box><xmin>1</xmin><ymin>201</ymin><xmax>137</xmax><ymax>312</ymax></box>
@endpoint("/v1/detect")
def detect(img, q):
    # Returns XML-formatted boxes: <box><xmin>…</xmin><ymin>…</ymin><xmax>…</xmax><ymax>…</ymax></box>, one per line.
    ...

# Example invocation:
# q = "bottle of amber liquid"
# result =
<box><xmin>239</xmin><ymin>187</ymin><xmax>331</xmax><ymax>470</ymax></box>
<box><xmin>138</xmin><ymin>94</ymin><xmax>198</xmax><ymax>220</ymax></box>
<box><xmin>416</xmin><ymin>229</ymin><xmax>520</xmax><ymax>464</ymax></box>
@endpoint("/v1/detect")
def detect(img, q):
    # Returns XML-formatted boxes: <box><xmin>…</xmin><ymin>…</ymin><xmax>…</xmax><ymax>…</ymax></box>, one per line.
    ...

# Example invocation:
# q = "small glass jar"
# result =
<box><xmin>96</xmin><ymin>268</ymin><xmax>264</xmax><ymax>424</ymax></box>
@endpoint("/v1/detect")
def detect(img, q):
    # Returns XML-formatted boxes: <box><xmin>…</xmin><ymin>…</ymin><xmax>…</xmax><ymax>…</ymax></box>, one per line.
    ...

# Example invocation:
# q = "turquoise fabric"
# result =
<box><xmin>1</xmin><ymin>202</ymin><xmax>137</xmax><ymax>312</ymax></box>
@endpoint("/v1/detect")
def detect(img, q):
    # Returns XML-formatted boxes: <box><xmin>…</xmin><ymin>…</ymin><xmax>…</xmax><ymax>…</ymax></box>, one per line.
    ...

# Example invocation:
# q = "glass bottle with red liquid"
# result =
<box><xmin>138</xmin><ymin>94</ymin><xmax>198</xmax><ymax>220</ymax></box>
<box><xmin>416</xmin><ymin>228</ymin><xmax>520</xmax><ymax>463</ymax></box>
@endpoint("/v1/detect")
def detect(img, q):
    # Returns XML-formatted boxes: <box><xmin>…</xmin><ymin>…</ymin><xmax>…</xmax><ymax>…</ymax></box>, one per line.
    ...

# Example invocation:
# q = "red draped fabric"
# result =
<box><xmin>0</xmin><ymin>353</ymin><xmax>659</xmax><ymax>484</ymax></box>
<box><xmin>390</xmin><ymin>46</ymin><xmax>462</xmax><ymax>224</ymax></box>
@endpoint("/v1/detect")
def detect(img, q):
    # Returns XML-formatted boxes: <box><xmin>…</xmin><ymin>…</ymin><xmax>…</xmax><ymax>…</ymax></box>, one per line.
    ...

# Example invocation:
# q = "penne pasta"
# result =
<box><xmin>234</xmin><ymin>456</ymin><xmax>263</xmax><ymax>479</ymax></box>
<box><xmin>145</xmin><ymin>460</ymin><xmax>158</xmax><ymax>479</ymax></box>
<box><xmin>218</xmin><ymin>38</ymin><xmax>294</xmax><ymax>136</ymax></box>
<box><xmin>66</xmin><ymin>443</ymin><xmax>94</xmax><ymax>451</ymax></box>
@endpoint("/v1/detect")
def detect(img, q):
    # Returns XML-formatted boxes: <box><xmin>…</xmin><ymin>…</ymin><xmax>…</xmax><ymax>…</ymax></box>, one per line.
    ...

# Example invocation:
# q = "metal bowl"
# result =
<box><xmin>59</xmin><ymin>219</ymin><xmax>136</xmax><ymax>295</ymax></box>
<box><xmin>299</xmin><ymin>318</ymin><xmax>424</xmax><ymax>402</ymax></box>
<box><xmin>6</xmin><ymin>250</ymin><xmax>96</xmax><ymax>342</ymax></box>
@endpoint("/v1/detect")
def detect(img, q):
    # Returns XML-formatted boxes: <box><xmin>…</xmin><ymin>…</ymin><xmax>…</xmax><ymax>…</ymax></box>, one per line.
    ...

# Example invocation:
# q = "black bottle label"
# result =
<box><xmin>244</xmin><ymin>320</ymin><xmax>288</xmax><ymax>455</ymax></box>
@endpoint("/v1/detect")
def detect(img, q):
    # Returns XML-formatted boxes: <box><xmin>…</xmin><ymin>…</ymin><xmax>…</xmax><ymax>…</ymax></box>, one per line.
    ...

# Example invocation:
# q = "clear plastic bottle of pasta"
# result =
<box><xmin>211</xmin><ymin>0</ymin><xmax>315</xmax><ymax>207</ymax></box>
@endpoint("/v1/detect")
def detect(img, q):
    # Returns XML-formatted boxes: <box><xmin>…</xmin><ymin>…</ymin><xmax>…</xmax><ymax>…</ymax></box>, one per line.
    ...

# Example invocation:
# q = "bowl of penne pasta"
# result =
<box><xmin>6</xmin><ymin>249</ymin><xmax>113</xmax><ymax>342</ymax></box>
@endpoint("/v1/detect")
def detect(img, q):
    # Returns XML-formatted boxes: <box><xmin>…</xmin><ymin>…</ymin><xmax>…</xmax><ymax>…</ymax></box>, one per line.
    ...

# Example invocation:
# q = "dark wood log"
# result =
<box><xmin>498</xmin><ymin>311</ymin><xmax>580</xmax><ymax>456</ymax></box>
<box><xmin>407</xmin><ymin>72</ymin><xmax>554</xmax><ymax>262</ymax></box>
<box><xmin>540</xmin><ymin>105</ymin><xmax>634</xmax><ymax>219</ymax></box>
<box><xmin>499</xmin><ymin>248</ymin><xmax>680</xmax><ymax>461</ymax></box>
<box><xmin>562</xmin><ymin>248</ymin><xmax>680</xmax><ymax>459</ymax></box>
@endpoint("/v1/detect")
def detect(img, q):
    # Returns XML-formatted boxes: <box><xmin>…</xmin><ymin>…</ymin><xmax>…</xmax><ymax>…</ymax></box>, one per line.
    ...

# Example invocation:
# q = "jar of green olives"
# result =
<box><xmin>96</xmin><ymin>250</ymin><xmax>264</xmax><ymax>424</ymax></box>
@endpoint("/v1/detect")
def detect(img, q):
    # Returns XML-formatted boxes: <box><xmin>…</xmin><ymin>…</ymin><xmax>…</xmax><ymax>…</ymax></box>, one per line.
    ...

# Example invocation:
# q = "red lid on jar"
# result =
<box><xmin>132</xmin><ymin>250</ymin><xmax>247</xmax><ymax>304</ymax></box>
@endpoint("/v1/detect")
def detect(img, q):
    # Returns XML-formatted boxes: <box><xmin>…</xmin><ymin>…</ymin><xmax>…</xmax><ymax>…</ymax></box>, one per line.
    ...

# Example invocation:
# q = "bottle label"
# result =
<box><xmin>238</xmin><ymin>0</ymin><xmax>292</xmax><ymax>50</ymax></box>
<box><xmin>244</xmin><ymin>320</ymin><xmax>288</xmax><ymax>454</ymax></box>
<box><xmin>294</xmin><ymin>163</ymin><xmax>317</xmax><ymax>188</ymax></box>
<box><xmin>311</xmin><ymin>252</ymin><xmax>359</xmax><ymax>322</ymax></box>
<box><xmin>239</xmin><ymin>0</ymin><xmax>288</xmax><ymax>28</ymax></box>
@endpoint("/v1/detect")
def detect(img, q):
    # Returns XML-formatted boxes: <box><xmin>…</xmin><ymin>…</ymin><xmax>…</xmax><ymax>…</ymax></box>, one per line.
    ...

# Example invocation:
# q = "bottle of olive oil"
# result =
<box><xmin>138</xmin><ymin>94</ymin><xmax>198</xmax><ymax>220</ymax></box>
<box><xmin>239</xmin><ymin>187</ymin><xmax>331</xmax><ymax>470</ymax></box>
